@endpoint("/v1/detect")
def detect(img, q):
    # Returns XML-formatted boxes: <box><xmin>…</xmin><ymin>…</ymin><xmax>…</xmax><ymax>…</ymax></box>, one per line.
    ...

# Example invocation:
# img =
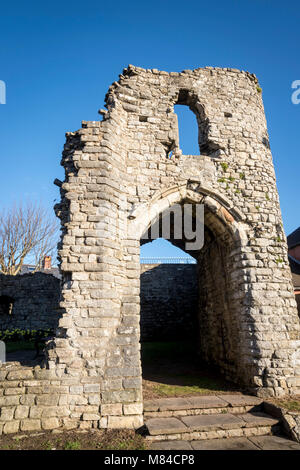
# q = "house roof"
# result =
<box><xmin>289</xmin><ymin>255</ymin><xmax>300</xmax><ymax>275</ymax></box>
<box><xmin>292</xmin><ymin>272</ymin><xmax>300</xmax><ymax>290</ymax></box>
<box><xmin>20</xmin><ymin>264</ymin><xmax>61</xmax><ymax>279</ymax></box>
<box><xmin>287</xmin><ymin>227</ymin><xmax>300</xmax><ymax>249</ymax></box>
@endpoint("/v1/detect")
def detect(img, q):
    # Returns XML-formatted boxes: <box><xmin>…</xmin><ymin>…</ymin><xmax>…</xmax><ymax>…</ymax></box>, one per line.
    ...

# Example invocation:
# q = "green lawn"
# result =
<box><xmin>272</xmin><ymin>399</ymin><xmax>300</xmax><ymax>413</ymax></box>
<box><xmin>5</xmin><ymin>341</ymin><xmax>35</xmax><ymax>353</ymax></box>
<box><xmin>153</xmin><ymin>375</ymin><xmax>233</xmax><ymax>397</ymax></box>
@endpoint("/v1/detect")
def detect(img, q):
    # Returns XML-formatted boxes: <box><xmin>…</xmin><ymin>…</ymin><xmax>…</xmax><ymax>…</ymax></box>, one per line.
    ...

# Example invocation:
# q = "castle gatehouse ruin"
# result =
<box><xmin>0</xmin><ymin>65</ymin><xmax>300</xmax><ymax>434</ymax></box>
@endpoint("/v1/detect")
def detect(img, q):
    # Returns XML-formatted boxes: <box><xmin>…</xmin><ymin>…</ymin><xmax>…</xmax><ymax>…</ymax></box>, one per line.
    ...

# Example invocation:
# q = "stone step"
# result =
<box><xmin>144</xmin><ymin>394</ymin><xmax>263</xmax><ymax>418</ymax></box>
<box><xmin>150</xmin><ymin>435</ymin><xmax>300</xmax><ymax>451</ymax></box>
<box><xmin>145</xmin><ymin>411</ymin><xmax>280</xmax><ymax>441</ymax></box>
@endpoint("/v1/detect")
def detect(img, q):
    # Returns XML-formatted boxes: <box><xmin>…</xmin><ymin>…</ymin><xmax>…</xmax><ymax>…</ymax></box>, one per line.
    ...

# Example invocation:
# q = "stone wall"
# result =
<box><xmin>140</xmin><ymin>264</ymin><xmax>198</xmax><ymax>341</ymax></box>
<box><xmin>197</xmin><ymin>221</ymin><xmax>243</xmax><ymax>384</ymax></box>
<box><xmin>0</xmin><ymin>273</ymin><xmax>61</xmax><ymax>331</ymax></box>
<box><xmin>0</xmin><ymin>267</ymin><xmax>197</xmax><ymax>340</ymax></box>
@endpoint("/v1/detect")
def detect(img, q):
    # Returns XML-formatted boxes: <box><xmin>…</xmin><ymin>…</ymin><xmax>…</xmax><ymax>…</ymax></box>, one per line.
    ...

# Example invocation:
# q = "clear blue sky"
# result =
<box><xmin>0</xmin><ymin>0</ymin><xmax>299</xmax><ymax>260</ymax></box>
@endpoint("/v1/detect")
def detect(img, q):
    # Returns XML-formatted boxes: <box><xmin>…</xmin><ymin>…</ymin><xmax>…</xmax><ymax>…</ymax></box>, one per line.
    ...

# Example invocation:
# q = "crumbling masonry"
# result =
<box><xmin>1</xmin><ymin>65</ymin><xmax>300</xmax><ymax>434</ymax></box>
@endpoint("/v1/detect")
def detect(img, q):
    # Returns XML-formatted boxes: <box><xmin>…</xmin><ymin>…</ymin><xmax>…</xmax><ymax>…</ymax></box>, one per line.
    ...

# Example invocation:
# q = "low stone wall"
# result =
<box><xmin>0</xmin><ymin>273</ymin><xmax>61</xmax><ymax>332</ymax></box>
<box><xmin>0</xmin><ymin>361</ymin><xmax>101</xmax><ymax>434</ymax></box>
<box><xmin>140</xmin><ymin>264</ymin><xmax>198</xmax><ymax>341</ymax></box>
<box><xmin>0</xmin><ymin>360</ymin><xmax>141</xmax><ymax>434</ymax></box>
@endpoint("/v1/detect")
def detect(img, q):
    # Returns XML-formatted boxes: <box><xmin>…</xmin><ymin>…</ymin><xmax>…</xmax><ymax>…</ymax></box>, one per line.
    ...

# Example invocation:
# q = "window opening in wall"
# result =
<box><xmin>0</xmin><ymin>295</ymin><xmax>14</xmax><ymax>315</ymax></box>
<box><xmin>174</xmin><ymin>104</ymin><xmax>200</xmax><ymax>156</ymax></box>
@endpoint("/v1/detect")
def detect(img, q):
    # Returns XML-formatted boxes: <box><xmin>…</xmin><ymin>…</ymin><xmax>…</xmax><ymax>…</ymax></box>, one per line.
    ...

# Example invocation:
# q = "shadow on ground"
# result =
<box><xmin>141</xmin><ymin>341</ymin><xmax>240</xmax><ymax>399</ymax></box>
<box><xmin>5</xmin><ymin>350</ymin><xmax>44</xmax><ymax>367</ymax></box>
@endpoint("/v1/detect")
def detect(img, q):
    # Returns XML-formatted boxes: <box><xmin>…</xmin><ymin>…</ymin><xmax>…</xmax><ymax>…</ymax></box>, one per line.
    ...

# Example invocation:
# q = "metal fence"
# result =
<box><xmin>140</xmin><ymin>257</ymin><xmax>197</xmax><ymax>264</ymax></box>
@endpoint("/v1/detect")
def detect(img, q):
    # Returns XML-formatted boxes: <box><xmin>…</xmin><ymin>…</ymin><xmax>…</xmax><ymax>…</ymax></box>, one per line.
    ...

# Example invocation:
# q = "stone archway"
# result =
<box><xmin>131</xmin><ymin>185</ymin><xmax>252</xmax><ymax>391</ymax></box>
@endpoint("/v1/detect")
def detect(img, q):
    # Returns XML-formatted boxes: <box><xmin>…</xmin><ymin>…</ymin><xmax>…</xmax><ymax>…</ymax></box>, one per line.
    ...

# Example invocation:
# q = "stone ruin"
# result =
<box><xmin>0</xmin><ymin>65</ymin><xmax>300</xmax><ymax>434</ymax></box>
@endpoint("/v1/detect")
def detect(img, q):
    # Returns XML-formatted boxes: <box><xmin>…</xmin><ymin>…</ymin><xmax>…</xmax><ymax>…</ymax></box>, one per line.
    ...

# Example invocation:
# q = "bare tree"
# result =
<box><xmin>0</xmin><ymin>202</ymin><xmax>58</xmax><ymax>275</ymax></box>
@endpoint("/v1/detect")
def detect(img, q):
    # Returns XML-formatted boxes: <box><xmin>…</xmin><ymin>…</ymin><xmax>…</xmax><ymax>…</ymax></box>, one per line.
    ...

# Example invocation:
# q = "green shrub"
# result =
<box><xmin>0</xmin><ymin>328</ymin><xmax>53</xmax><ymax>343</ymax></box>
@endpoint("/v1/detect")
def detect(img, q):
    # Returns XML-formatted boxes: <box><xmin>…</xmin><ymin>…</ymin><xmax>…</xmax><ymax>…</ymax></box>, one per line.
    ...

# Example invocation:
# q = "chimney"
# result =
<box><xmin>43</xmin><ymin>256</ymin><xmax>51</xmax><ymax>270</ymax></box>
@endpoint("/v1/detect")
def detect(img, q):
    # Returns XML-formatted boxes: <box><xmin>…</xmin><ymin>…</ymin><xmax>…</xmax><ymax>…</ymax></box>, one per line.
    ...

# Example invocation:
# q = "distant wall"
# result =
<box><xmin>140</xmin><ymin>264</ymin><xmax>198</xmax><ymax>341</ymax></box>
<box><xmin>0</xmin><ymin>273</ymin><xmax>61</xmax><ymax>331</ymax></box>
<box><xmin>0</xmin><ymin>266</ymin><xmax>198</xmax><ymax>339</ymax></box>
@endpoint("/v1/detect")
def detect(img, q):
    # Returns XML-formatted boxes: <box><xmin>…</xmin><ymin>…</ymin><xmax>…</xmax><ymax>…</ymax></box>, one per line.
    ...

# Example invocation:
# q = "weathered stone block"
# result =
<box><xmin>88</xmin><ymin>394</ymin><xmax>101</xmax><ymax>405</ymax></box>
<box><xmin>0</xmin><ymin>396</ymin><xmax>20</xmax><ymax>406</ymax></box>
<box><xmin>20</xmin><ymin>419</ymin><xmax>41</xmax><ymax>432</ymax></box>
<box><xmin>0</xmin><ymin>407</ymin><xmax>15</xmax><ymax>421</ymax></box>
<box><xmin>4</xmin><ymin>387</ymin><xmax>26</xmax><ymax>396</ymax></box>
<box><xmin>3</xmin><ymin>420</ymin><xmax>20</xmax><ymax>434</ymax></box>
<box><xmin>41</xmin><ymin>418</ymin><xmax>60</xmax><ymax>430</ymax></box>
<box><xmin>83</xmin><ymin>384</ymin><xmax>100</xmax><ymax>393</ymax></box>
<box><xmin>7</xmin><ymin>370</ymin><xmax>34</xmax><ymax>381</ymax></box>
<box><xmin>19</xmin><ymin>394</ymin><xmax>35</xmax><ymax>406</ymax></box>
<box><xmin>123</xmin><ymin>403</ymin><xmax>143</xmax><ymax>415</ymax></box>
<box><xmin>82</xmin><ymin>413</ymin><xmax>100</xmax><ymax>421</ymax></box>
<box><xmin>14</xmin><ymin>406</ymin><xmax>29</xmax><ymax>420</ymax></box>
<box><xmin>36</xmin><ymin>395</ymin><xmax>59</xmax><ymax>406</ymax></box>
<box><xmin>107</xmin><ymin>415</ymin><xmax>143</xmax><ymax>429</ymax></box>
<box><xmin>101</xmin><ymin>404</ymin><xmax>122</xmax><ymax>416</ymax></box>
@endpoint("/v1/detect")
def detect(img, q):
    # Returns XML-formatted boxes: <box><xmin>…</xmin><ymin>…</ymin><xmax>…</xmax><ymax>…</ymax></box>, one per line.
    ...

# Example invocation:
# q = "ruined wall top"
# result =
<box><xmin>97</xmin><ymin>64</ymin><xmax>268</xmax><ymax>163</ymax></box>
<box><xmin>59</xmin><ymin>64</ymin><xmax>278</xmax><ymax>246</ymax></box>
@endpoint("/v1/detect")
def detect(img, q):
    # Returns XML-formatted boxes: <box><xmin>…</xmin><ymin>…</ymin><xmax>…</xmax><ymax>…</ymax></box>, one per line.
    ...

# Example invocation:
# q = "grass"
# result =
<box><xmin>5</xmin><ymin>341</ymin><xmax>35</xmax><ymax>353</ymax></box>
<box><xmin>96</xmin><ymin>435</ymin><xmax>146</xmax><ymax>450</ymax></box>
<box><xmin>0</xmin><ymin>444</ymin><xmax>13</xmax><ymax>450</ymax></box>
<box><xmin>64</xmin><ymin>440</ymin><xmax>81</xmax><ymax>450</ymax></box>
<box><xmin>0</xmin><ymin>430</ymin><xmax>147</xmax><ymax>451</ymax></box>
<box><xmin>271</xmin><ymin>398</ymin><xmax>300</xmax><ymax>413</ymax></box>
<box><xmin>281</xmin><ymin>401</ymin><xmax>300</xmax><ymax>412</ymax></box>
<box><xmin>152</xmin><ymin>374</ymin><xmax>232</xmax><ymax>397</ymax></box>
<box><xmin>153</xmin><ymin>381</ymin><xmax>224</xmax><ymax>397</ymax></box>
<box><xmin>43</xmin><ymin>440</ymin><xmax>55</xmax><ymax>450</ymax></box>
